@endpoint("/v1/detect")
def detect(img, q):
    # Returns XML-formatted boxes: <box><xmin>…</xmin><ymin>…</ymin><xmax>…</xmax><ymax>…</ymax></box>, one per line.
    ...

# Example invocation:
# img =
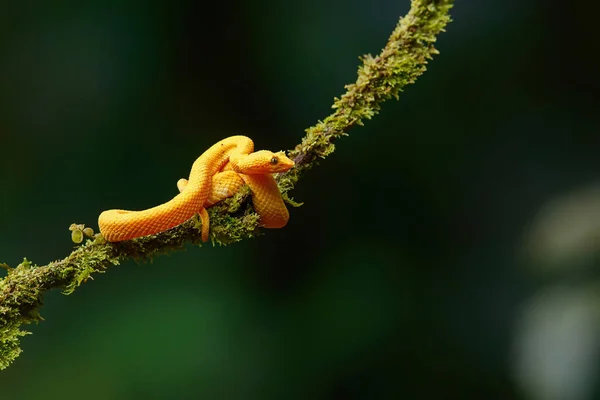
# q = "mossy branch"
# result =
<box><xmin>0</xmin><ymin>0</ymin><xmax>453</xmax><ymax>371</ymax></box>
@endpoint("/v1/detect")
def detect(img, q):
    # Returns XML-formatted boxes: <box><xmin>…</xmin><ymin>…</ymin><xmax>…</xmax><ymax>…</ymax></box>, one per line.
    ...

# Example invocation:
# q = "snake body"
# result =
<box><xmin>98</xmin><ymin>135</ymin><xmax>294</xmax><ymax>242</ymax></box>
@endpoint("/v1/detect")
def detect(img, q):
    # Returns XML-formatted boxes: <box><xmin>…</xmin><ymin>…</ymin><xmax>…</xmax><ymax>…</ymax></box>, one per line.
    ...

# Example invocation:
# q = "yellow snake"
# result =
<box><xmin>98</xmin><ymin>135</ymin><xmax>294</xmax><ymax>242</ymax></box>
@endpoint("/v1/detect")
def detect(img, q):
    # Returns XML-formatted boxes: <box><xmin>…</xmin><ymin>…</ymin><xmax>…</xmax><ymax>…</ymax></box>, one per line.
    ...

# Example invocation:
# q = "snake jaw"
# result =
<box><xmin>231</xmin><ymin>150</ymin><xmax>294</xmax><ymax>174</ymax></box>
<box><xmin>273</xmin><ymin>151</ymin><xmax>295</xmax><ymax>171</ymax></box>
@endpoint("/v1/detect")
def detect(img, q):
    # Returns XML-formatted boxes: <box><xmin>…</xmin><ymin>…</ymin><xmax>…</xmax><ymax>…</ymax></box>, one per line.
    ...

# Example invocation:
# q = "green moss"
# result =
<box><xmin>209</xmin><ymin>210</ymin><xmax>261</xmax><ymax>246</ymax></box>
<box><xmin>61</xmin><ymin>242</ymin><xmax>117</xmax><ymax>295</ymax></box>
<box><xmin>0</xmin><ymin>259</ymin><xmax>44</xmax><ymax>370</ymax></box>
<box><xmin>0</xmin><ymin>323</ymin><xmax>30</xmax><ymax>370</ymax></box>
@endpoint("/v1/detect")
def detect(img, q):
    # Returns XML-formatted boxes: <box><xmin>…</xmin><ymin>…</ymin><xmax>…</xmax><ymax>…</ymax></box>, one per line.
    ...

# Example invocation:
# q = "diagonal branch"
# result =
<box><xmin>0</xmin><ymin>0</ymin><xmax>454</xmax><ymax>371</ymax></box>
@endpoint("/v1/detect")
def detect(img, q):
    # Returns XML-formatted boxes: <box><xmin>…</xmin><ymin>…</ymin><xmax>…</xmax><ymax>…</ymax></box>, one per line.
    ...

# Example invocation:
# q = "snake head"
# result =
<box><xmin>266</xmin><ymin>151</ymin><xmax>295</xmax><ymax>172</ymax></box>
<box><xmin>232</xmin><ymin>150</ymin><xmax>295</xmax><ymax>174</ymax></box>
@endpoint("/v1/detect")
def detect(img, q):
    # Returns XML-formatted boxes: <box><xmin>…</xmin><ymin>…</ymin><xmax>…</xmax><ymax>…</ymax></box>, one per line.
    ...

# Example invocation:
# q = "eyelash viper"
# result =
<box><xmin>98</xmin><ymin>135</ymin><xmax>295</xmax><ymax>242</ymax></box>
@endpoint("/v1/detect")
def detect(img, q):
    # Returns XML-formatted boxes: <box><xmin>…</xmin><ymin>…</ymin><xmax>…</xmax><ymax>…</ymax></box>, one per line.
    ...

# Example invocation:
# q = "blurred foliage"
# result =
<box><xmin>1</xmin><ymin>0</ymin><xmax>600</xmax><ymax>399</ymax></box>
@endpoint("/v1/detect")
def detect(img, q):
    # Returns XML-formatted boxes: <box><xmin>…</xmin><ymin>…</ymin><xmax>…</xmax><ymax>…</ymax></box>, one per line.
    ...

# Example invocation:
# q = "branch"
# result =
<box><xmin>0</xmin><ymin>0</ymin><xmax>454</xmax><ymax>371</ymax></box>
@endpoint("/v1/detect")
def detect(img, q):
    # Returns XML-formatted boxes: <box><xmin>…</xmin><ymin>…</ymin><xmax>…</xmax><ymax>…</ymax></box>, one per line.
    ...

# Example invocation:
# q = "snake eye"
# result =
<box><xmin>270</xmin><ymin>156</ymin><xmax>279</xmax><ymax>165</ymax></box>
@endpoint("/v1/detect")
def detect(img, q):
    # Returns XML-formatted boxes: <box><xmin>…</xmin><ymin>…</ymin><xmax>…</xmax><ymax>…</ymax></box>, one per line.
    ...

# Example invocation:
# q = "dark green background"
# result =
<box><xmin>2</xmin><ymin>0</ymin><xmax>600</xmax><ymax>399</ymax></box>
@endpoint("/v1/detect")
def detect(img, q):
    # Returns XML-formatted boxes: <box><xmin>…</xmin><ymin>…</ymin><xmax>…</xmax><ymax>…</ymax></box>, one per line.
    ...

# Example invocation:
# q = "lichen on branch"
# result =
<box><xmin>0</xmin><ymin>0</ymin><xmax>454</xmax><ymax>371</ymax></box>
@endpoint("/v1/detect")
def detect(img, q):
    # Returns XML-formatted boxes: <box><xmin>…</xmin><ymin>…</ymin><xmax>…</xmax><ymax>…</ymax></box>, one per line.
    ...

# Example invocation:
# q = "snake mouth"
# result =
<box><xmin>233</xmin><ymin>151</ymin><xmax>295</xmax><ymax>174</ymax></box>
